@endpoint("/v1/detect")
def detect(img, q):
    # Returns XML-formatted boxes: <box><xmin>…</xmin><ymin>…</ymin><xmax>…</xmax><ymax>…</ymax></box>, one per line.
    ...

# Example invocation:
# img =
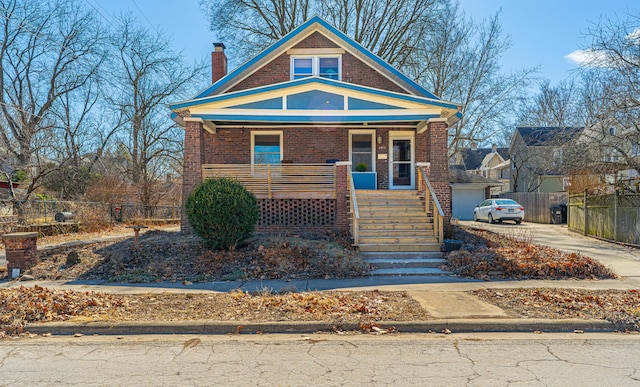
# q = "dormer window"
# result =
<box><xmin>292</xmin><ymin>56</ymin><xmax>341</xmax><ymax>80</ymax></box>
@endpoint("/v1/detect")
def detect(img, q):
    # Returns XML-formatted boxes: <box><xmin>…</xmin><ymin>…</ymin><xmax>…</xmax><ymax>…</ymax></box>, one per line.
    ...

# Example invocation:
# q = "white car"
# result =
<box><xmin>473</xmin><ymin>199</ymin><xmax>524</xmax><ymax>224</ymax></box>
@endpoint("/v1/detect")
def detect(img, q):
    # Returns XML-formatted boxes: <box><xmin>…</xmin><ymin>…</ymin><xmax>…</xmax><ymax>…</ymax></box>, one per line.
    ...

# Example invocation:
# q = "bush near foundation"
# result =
<box><xmin>185</xmin><ymin>178</ymin><xmax>259</xmax><ymax>250</ymax></box>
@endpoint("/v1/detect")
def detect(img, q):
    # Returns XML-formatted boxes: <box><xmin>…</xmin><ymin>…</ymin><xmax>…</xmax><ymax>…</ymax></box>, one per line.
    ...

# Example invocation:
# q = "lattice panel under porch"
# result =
<box><xmin>258</xmin><ymin>199</ymin><xmax>336</xmax><ymax>228</ymax></box>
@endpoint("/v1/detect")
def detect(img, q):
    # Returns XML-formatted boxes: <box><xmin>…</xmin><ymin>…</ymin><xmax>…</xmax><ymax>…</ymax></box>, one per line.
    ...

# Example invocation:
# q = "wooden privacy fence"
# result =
<box><xmin>500</xmin><ymin>192</ymin><xmax>568</xmax><ymax>223</ymax></box>
<box><xmin>202</xmin><ymin>164</ymin><xmax>336</xmax><ymax>199</ymax></box>
<box><xmin>568</xmin><ymin>191</ymin><xmax>640</xmax><ymax>245</ymax></box>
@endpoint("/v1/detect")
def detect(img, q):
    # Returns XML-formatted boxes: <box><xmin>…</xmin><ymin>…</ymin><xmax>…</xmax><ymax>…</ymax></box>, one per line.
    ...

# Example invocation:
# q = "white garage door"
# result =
<box><xmin>452</xmin><ymin>188</ymin><xmax>486</xmax><ymax>220</ymax></box>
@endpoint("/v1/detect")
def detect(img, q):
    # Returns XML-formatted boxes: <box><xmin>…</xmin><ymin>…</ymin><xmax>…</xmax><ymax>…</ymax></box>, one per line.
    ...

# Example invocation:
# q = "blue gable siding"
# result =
<box><xmin>227</xmin><ymin>97</ymin><xmax>283</xmax><ymax>109</ymax></box>
<box><xmin>348</xmin><ymin>97</ymin><xmax>403</xmax><ymax>110</ymax></box>
<box><xmin>287</xmin><ymin>90</ymin><xmax>344</xmax><ymax>110</ymax></box>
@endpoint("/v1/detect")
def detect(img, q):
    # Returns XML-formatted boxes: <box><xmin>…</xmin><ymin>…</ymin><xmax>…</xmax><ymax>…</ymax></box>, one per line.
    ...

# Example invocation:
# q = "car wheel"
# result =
<box><xmin>473</xmin><ymin>212</ymin><xmax>478</xmax><ymax>222</ymax></box>
<box><xmin>515</xmin><ymin>219</ymin><xmax>522</xmax><ymax>225</ymax></box>
<box><xmin>488</xmin><ymin>214</ymin><xmax>495</xmax><ymax>224</ymax></box>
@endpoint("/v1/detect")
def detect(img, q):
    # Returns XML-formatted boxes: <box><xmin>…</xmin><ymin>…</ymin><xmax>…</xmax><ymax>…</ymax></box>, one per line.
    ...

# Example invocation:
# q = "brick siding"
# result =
<box><xmin>229</xmin><ymin>32</ymin><xmax>408</xmax><ymax>94</ymax></box>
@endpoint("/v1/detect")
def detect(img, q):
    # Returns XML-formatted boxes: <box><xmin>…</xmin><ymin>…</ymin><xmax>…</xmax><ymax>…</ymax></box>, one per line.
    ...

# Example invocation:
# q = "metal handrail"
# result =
<box><xmin>348</xmin><ymin>169</ymin><xmax>360</xmax><ymax>245</ymax></box>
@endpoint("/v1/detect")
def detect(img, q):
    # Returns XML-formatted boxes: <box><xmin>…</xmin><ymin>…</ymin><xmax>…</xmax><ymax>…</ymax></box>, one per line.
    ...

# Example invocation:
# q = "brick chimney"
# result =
<box><xmin>471</xmin><ymin>142</ymin><xmax>477</xmax><ymax>150</ymax></box>
<box><xmin>211</xmin><ymin>42</ymin><xmax>227</xmax><ymax>83</ymax></box>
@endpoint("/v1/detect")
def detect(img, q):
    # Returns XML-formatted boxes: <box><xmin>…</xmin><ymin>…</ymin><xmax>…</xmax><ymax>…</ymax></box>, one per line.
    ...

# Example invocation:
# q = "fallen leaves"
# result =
<box><xmin>0</xmin><ymin>287</ymin><xmax>428</xmax><ymax>337</ymax></box>
<box><xmin>475</xmin><ymin>288</ymin><xmax>640</xmax><ymax>330</ymax></box>
<box><xmin>19</xmin><ymin>231</ymin><xmax>368</xmax><ymax>283</ymax></box>
<box><xmin>446</xmin><ymin>228</ymin><xmax>616</xmax><ymax>280</ymax></box>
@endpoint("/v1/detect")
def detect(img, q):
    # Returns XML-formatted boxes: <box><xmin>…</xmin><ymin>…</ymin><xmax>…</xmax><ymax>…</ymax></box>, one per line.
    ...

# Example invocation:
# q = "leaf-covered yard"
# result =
<box><xmin>445</xmin><ymin>228</ymin><xmax>616</xmax><ymax>280</ymax></box>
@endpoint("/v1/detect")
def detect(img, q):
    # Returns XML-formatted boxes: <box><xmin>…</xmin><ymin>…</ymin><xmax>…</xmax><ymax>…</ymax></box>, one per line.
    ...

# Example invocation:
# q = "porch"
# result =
<box><xmin>201</xmin><ymin>163</ymin><xmax>445</xmax><ymax>251</ymax></box>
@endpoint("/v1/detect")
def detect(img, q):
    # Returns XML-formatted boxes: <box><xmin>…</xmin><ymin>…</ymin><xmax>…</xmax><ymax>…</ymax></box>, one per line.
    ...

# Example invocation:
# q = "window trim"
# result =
<box><xmin>251</xmin><ymin>130</ymin><xmax>283</xmax><ymax>165</ymax></box>
<box><xmin>291</xmin><ymin>55</ymin><xmax>342</xmax><ymax>80</ymax></box>
<box><xmin>349</xmin><ymin>129</ymin><xmax>376</xmax><ymax>172</ymax></box>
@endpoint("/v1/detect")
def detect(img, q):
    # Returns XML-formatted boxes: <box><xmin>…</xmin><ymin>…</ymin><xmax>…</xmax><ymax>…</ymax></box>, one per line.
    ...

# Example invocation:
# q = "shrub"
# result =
<box><xmin>185</xmin><ymin>178</ymin><xmax>260</xmax><ymax>250</ymax></box>
<box><xmin>355</xmin><ymin>162</ymin><xmax>368</xmax><ymax>172</ymax></box>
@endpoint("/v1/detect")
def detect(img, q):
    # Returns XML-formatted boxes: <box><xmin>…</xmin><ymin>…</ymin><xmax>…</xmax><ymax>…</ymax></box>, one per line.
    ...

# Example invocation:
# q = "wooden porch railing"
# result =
<box><xmin>347</xmin><ymin>169</ymin><xmax>360</xmax><ymax>245</ymax></box>
<box><xmin>202</xmin><ymin>164</ymin><xmax>336</xmax><ymax>199</ymax></box>
<box><xmin>417</xmin><ymin>165</ymin><xmax>445</xmax><ymax>244</ymax></box>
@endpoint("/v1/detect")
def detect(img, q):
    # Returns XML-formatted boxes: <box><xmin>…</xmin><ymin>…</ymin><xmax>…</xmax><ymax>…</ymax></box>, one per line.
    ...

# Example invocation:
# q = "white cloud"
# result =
<box><xmin>565</xmin><ymin>49</ymin><xmax>610</xmax><ymax>67</ymax></box>
<box><xmin>626</xmin><ymin>27</ymin><xmax>640</xmax><ymax>44</ymax></box>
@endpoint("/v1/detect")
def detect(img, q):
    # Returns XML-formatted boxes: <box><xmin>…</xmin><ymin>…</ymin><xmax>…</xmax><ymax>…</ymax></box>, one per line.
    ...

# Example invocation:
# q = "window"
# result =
<box><xmin>609</xmin><ymin>127</ymin><xmax>616</xmax><ymax>135</ymax></box>
<box><xmin>350</xmin><ymin>131</ymin><xmax>375</xmax><ymax>172</ymax></box>
<box><xmin>252</xmin><ymin>132</ymin><xmax>282</xmax><ymax>165</ymax></box>
<box><xmin>292</xmin><ymin>56</ymin><xmax>341</xmax><ymax>80</ymax></box>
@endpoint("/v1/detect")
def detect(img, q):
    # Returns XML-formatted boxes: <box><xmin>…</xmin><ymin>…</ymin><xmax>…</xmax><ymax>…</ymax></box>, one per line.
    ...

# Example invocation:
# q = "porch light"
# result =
<box><xmin>377</xmin><ymin>135</ymin><xmax>382</xmax><ymax>144</ymax></box>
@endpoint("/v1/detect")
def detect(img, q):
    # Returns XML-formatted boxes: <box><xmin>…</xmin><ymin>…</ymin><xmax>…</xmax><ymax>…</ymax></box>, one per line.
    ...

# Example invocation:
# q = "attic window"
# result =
<box><xmin>292</xmin><ymin>56</ymin><xmax>341</xmax><ymax>80</ymax></box>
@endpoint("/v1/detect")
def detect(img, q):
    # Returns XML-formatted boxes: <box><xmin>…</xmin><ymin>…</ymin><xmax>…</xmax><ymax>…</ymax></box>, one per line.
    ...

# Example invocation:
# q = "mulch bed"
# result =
<box><xmin>17</xmin><ymin>230</ymin><xmax>369</xmax><ymax>283</ymax></box>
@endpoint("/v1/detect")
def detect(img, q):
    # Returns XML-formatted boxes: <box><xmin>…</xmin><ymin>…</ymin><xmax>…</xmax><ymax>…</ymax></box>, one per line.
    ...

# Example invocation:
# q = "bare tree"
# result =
<box><xmin>0</xmin><ymin>0</ymin><xmax>105</xmax><ymax>199</ymax></box>
<box><xmin>516</xmin><ymin>80</ymin><xmax>584</xmax><ymax>127</ymax></box>
<box><xmin>407</xmin><ymin>5</ymin><xmax>537</xmax><ymax>159</ymax></box>
<box><xmin>562</xmin><ymin>13</ymin><xmax>640</xmax><ymax>191</ymax></box>
<box><xmin>108</xmin><ymin>15</ymin><xmax>207</xmax><ymax>208</ymax></box>
<box><xmin>200</xmin><ymin>0</ymin><xmax>311</xmax><ymax>60</ymax></box>
<box><xmin>200</xmin><ymin>0</ymin><xmax>442</xmax><ymax>66</ymax></box>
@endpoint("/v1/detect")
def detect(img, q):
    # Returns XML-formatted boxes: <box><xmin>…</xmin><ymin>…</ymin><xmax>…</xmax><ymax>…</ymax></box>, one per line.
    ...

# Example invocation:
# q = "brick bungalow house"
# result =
<box><xmin>170</xmin><ymin>16</ymin><xmax>462</xmax><ymax>252</ymax></box>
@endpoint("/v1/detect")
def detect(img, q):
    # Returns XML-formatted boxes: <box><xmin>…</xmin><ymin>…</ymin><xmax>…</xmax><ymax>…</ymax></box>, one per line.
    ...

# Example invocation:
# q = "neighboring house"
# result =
<box><xmin>509</xmin><ymin>127</ymin><xmax>583</xmax><ymax>193</ymax></box>
<box><xmin>170</xmin><ymin>17</ymin><xmax>461</xmax><ymax>251</ymax></box>
<box><xmin>454</xmin><ymin>144</ymin><xmax>510</xmax><ymax>196</ymax></box>
<box><xmin>450</xmin><ymin>166</ymin><xmax>501</xmax><ymax>220</ymax></box>
<box><xmin>571</xmin><ymin>122</ymin><xmax>640</xmax><ymax>193</ymax></box>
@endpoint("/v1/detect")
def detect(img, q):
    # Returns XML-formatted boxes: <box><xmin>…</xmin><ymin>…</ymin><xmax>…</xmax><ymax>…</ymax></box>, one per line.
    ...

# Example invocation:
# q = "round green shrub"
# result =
<box><xmin>355</xmin><ymin>162</ymin><xmax>368</xmax><ymax>172</ymax></box>
<box><xmin>185</xmin><ymin>178</ymin><xmax>260</xmax><ymax>250</ymax></box>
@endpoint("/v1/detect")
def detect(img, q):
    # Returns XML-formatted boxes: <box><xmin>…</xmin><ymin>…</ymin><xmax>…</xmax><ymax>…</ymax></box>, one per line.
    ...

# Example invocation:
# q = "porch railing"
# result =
<box><xmin>347</xmin><ymin>169</ymin><xmax>360</xmax><ymax>245</ymax></box>
<box><xmin>202</xmin><ymin>164</ymin><xmax>336</xmax><ymax>199</ymax></box>
<box><xmin>417</xmin><ymin>165</ymin><xmax>444</xmax><ymax>244</ymax></box>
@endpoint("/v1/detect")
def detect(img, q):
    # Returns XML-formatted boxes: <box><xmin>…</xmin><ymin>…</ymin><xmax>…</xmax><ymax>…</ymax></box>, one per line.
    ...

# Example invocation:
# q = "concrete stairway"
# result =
<box><xmin>355</xmin><ymin>190</ymin><xmax>441</xmax><ymax>253</ymax></box>
<box><xmin>361</xmin><ymin>251</ymin><xmax>451</xmax><ymax>276</ymax></box>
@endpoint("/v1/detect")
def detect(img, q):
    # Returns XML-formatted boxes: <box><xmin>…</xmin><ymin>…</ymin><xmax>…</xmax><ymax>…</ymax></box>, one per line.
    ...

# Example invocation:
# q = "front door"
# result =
<box><xmin>388</xmin><ymin>132</ymin><xmax>415</xmax><ymax>189</ymax></box>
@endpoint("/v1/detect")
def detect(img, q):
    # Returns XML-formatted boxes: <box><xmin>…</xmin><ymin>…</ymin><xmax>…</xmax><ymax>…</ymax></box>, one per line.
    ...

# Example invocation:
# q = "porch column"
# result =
<box><xmin>335</xmin><ymin>161</ymin><xmax>351</xmax><ymax>232</ymax></box>
<box><xmin>425</xmin><ymin>118</ymin><xmax>452</xmax><ymax>220</ymax></box>
<box><xmin>181</xmin><ymin>117</ymin><xmax>206</xmax><ymax>233</ymax></box>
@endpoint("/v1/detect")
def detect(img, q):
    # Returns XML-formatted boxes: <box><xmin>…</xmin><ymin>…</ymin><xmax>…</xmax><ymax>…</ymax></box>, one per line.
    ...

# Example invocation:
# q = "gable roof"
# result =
<box><xmin>449</xmin><ymin>167</ymin><xmax>501</xmax><ymax>186</ymax></box>
<box><xmin>461</xmin><ymin>147</ymin><xmax>509</xmax><ymax>170</ymax></box>
<box><xmin>516</xmin><ymin>127</ymin><xmax>583</xmax><ymax>147</ymax></box>
<box><xmin>170</xmin><ymin>76</ymin><xmax>459</xmax><ymax>125</ymax></box>
<box><xmin>194</xmin><ymin>16</ymin><xmax>440</xmax><ymax>101</ymax></box>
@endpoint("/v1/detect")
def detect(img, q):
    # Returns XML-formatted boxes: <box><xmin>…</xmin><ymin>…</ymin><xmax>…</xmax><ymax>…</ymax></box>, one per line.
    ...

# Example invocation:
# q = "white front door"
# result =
<box><xmin>388</xmin><ymin>132</ymin><xmax>415</xmax><ymax>190</ymax></box>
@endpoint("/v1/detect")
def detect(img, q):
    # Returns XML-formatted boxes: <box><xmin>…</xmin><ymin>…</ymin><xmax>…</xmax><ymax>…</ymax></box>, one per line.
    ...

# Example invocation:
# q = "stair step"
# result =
<box><xmin>365</xmin><ymin>258</ymin><xmax>445</xmax><ymax>269</ymax></box>
<box><xmin>358</xmin><ymin>224</ymin><xmax>434</xmax><ymax>231</ymax></box>
<box><xmin>358</xmin><ymin>243</ymin><xmax>442</xmax><ymax>252</ymax></box>
<box><xmin>358</xmin><ymin>230</ymin><xmax>435</xmax><ymax>238</ymax></box>
<box><xmin>370</xmin><ymin>267</ymin><xmax>452</xmax><ymax>276</ymax></box>
<box><xmin>359</xmin><ymin>236</ymin><xmax>439</xmax><ymax>244</ymax></box>
<box><xmin>361</xmin><ymin>252</ymin><xmax>443</xmax><ymax>259</ymax></box>
<box><xmin>358</xmin><ymin>217</ymin><xmax>432</xmax><ymax>224</ymax></box>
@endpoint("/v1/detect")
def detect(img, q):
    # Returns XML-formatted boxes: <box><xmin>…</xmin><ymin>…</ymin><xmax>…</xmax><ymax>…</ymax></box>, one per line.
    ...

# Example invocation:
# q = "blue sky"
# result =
<box><xmin>93</xmin><ymin>0</ymin><xmax>639</xmax><ymax>86</ymax></box>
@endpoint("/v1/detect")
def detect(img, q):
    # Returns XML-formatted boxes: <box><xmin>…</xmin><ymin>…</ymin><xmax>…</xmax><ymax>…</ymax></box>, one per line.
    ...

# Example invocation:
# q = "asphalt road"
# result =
<box><xmin>1</xmin><ymin>333</ymin><xmax>639</xmax><ymax>386</ymax></box>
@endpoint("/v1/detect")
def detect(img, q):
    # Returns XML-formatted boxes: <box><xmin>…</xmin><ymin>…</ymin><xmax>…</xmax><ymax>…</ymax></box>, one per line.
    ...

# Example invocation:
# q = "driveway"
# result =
<box><xmin>458</xmin><ymin>220</ymin><xmax>640</xmax><ymax>282</ymax></box>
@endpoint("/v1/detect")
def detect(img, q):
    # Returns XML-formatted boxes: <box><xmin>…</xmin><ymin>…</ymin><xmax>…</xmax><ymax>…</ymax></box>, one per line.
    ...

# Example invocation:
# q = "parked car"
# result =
<box><xmin>473</xmin><ymin>199</ymin><xmax>524</xmax><ymax>224</ymax></box>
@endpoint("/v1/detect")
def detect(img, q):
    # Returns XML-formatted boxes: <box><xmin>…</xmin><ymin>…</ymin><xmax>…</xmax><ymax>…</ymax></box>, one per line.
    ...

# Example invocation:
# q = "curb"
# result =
<box><xmin>24</xmin><ymin>318</ymin><xmax>620</xmax><ymax>336</ymax></box>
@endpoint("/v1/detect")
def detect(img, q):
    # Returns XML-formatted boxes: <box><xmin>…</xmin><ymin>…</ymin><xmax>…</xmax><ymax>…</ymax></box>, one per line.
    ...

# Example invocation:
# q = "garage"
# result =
<box><xmin>450</xmin><ymin>168</ymin><xmax>500</xmax><ymax>221</ymax></box>
<box><xmin>452</xmin><ymin>188</ymin><xmax>486</xmax><ymax>220</ymax></box>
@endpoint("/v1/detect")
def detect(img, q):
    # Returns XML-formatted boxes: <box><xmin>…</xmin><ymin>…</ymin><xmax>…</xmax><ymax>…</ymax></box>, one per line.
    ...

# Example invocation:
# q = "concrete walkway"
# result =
<box><xmin>1</xmin><ymin>222</ymin><xmax>639</xmax><ymax>334</ymax></box>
